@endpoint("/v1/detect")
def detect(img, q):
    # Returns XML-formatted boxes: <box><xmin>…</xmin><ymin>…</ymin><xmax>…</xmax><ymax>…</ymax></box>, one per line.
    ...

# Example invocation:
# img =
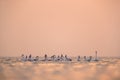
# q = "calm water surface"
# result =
<box><xmin>0</xmin><ymin>57</ymin><xmax>120</xmax><ymax>80</ymax></box>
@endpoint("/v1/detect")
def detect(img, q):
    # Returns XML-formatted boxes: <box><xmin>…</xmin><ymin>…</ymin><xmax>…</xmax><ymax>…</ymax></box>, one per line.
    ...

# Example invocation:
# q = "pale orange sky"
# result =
<box><xmin>0</xmin><ymin>0</ymin><xmax>120</xmax><ymax>56</ymax></box>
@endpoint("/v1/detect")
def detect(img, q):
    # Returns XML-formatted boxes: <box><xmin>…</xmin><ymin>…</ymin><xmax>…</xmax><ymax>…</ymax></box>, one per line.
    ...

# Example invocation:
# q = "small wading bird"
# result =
<box><xmin>87</xmin><ymin>56</ymin><xmax>92</xmax><ymax>62</ymax></box>
<box><xmin>77</xmin><ymin>56</ymin><xmax>80</xmax><ymax>61</ymax></box>
<box><xmin>94</xmin><ymin>51</ymin><xmax>99</xmax><ymax>61</ymax></box>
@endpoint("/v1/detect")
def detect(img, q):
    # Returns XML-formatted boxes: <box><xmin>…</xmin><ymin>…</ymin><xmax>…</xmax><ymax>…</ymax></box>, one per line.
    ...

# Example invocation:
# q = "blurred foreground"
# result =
<box><xmin>0</xmin><ymin>57</ymin><xmax>120</xmax><ymax>80</ymax></box>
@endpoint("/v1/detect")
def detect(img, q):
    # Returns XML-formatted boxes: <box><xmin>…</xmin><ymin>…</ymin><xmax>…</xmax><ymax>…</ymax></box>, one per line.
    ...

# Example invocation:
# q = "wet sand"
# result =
<box><xmin>0</xmin><ymin>57</ymin><xmax>120</xmax><ymax>80</ymax></box>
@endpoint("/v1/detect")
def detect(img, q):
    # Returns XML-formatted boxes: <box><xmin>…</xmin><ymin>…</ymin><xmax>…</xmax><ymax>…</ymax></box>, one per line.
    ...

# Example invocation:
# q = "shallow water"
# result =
<box><xmin>0</xmin><ymin>57</ymin><xmax>120</xmax><ymax>80</ymax></box>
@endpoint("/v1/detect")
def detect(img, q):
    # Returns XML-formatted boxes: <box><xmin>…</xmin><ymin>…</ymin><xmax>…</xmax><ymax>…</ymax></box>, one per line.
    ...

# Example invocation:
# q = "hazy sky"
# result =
<box><xmin>0</xmin><ymin>0</ymin><xmax>120</xmax><ymax>56</ymax></box>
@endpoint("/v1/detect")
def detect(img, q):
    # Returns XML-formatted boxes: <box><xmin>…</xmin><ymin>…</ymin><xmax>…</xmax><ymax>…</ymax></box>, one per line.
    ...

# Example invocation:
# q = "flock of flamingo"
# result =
<box><xmin>21</xmin><ymin>51</ymin><xmax>99</xmax><ymax>62</ymax></box>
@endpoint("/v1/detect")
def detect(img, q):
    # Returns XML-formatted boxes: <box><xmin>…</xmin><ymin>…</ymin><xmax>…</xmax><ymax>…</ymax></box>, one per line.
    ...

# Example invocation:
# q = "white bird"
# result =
<box><xmin>21</xmin><ymin>54</ymin><xmax>27</xmax><ymax>61</ymax></box>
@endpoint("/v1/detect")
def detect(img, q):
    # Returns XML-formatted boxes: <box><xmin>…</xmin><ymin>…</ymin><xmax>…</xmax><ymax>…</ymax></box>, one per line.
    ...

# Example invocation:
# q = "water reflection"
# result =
<box><xmin>0</xmin><ymin>57</ymin><xmax>120</xmax><ymax>80</ymax></box>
